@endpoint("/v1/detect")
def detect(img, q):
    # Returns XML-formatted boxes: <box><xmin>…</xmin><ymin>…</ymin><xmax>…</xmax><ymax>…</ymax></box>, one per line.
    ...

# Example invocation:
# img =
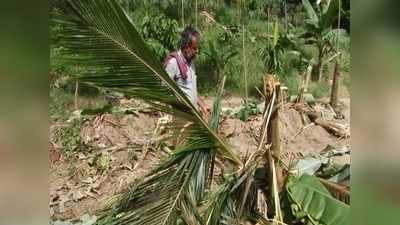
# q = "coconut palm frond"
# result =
<box><xmin>94</xmin><ymin>56</ymin><xmax>228</xmax><ymax>225</ymax></box>
<box><xmin>96</xmin><ymin>148</ymin><xmax>209</xmax><ymax>225</ymax></box>
<box><xmin>54</xmin><ymin>0</ymin><xmax>240</xmax><ymax>165</ymax></box>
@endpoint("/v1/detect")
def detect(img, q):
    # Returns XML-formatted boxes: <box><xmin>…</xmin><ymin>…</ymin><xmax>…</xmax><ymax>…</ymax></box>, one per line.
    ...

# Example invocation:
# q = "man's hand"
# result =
<box><xmin>198</xmin><ymin>96</ymin><xmax>210</xmax><ymax>120</ymax></box>
<box><xmin>199</xmin><ymin>103</ymin><xmax>210</xmax><ymax>120</ymax></box>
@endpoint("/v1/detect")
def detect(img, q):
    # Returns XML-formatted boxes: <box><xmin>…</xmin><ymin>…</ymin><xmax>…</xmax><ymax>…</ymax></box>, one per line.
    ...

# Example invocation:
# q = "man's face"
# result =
<box><xmin>182</xmin><ymin>36</ymin><xmax>199</xmax><ymax>63</ymax></box>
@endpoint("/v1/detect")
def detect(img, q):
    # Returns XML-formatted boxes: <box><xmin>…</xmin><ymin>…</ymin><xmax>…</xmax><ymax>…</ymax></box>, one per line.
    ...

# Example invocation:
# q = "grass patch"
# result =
<box><xmin>50</xmin><ymin>87</ymin><xmax>74</xmax><ymax>122</ymax></box>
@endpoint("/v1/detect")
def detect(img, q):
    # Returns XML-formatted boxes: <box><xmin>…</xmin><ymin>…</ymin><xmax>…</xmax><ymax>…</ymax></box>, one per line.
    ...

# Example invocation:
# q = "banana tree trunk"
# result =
<box><xmin>267</xmin><ymin>84</ymin><xmax>283</xmax><ymax>193</ymax></box>
<box><xmin>330</xmin><ymin>61</ymin><xmax>340</xmax><ymax>109</ymax></box>
<box><xmin>312</xmin><ymin>46</ymin><xmax>324</xmax><ymax>81</ymax></box>
<box><xmin>262</xmin><ymin>75</ymin><xmax>284</xmax><ymax>219</ymax></box>
<box><xmin>297</xmin><ymin>64</ymin><xmax>312</xmax><ymax>104</ymax></box>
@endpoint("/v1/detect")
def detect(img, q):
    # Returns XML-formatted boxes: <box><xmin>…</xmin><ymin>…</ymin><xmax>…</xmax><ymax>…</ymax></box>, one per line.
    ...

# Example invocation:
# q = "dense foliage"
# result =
<box><xmin>50</xmin><ymin>0</ymin><xmax>350</xmax><ymax>116</ymax></box>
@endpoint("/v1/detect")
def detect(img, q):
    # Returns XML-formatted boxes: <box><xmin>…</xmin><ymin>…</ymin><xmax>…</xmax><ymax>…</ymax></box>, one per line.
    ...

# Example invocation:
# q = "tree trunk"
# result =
<box><xmin>262</xmin><ymin>75</ymin><xmax>284</xmax><ymax>217</ymax></box>
<box><xmin>268</xmin><ymin>84</ymin><xmax>283</xmax><ymax>193</ymax></box>
<box><xmin>74</xmin><ymin>80</ymin><xmax>79</xmax><ymax>110</ymax></box>
<box><xmin>294</xmin><ymin>105</ymin><xmax>349</xmax><ymax>137</ymax></box>
<box><xmin>312</xmin><ymin>47</ymin><xmax>323</xmax><ymax>81</ymax></box>
<box><xmin>330</xmin><ymin>61</ymin><xmax>340</xmax><ymax>109</ymax></box>
<box><xmin>181</xmin><ymin>0</ymin><xmax>184</xmax><ymax>27</ymax></box>
<box><xmin>297</xmin><ymin>64</ymin><xmax>312</xmax><ymax>104</ymax></box>
<box><xmin>195</xmin><ymin>0</ymin><xmax>198</xmax><ymax>29</ymax></box>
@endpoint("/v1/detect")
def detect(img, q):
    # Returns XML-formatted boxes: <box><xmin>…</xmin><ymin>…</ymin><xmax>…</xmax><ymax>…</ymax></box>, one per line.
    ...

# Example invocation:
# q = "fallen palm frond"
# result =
<box><xmin>95</xmin><ymin>67</ymin><xmax>228</xmax><ymax>225</ymax></box>
<box><xmin>54</xmin><ymin>0</ymin><xmax>240</xmax><ymax>165</ymax></box>
<box><xmin>93</xmin><ymin>74</ymin><xmax>226</xmax><ymax>224</ymax></box>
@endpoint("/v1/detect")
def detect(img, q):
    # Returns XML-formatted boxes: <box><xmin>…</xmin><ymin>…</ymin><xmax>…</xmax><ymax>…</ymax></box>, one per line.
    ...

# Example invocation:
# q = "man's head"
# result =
<box><xmin>179</xmin><ymin>26</ymin><xmax>200</xmax><ymax>63</ymax></box>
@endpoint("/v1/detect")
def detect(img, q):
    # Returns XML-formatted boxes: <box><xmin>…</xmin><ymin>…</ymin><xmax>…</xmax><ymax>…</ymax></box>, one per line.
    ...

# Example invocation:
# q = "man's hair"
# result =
<box><xmin>179</xmin><ymin>26</ymin><xmax>200</xmax><ymax>50</ymax></box>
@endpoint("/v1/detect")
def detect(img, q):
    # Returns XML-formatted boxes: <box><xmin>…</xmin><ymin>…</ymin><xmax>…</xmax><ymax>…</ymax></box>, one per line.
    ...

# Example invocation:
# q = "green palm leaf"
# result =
<box><xmin>54</xmin><ymin>0</ymin><xmax>240</xmax><ymax>164</ymax></box>
<box><xmin>97</xmin><ymin>149</ymin><xmax>209</xmax><ymax>225</ymax></box>
<box><xmin>96</xmin><ymin>62</ymin><xmax>228</xmax><ymax>225</ymax></box>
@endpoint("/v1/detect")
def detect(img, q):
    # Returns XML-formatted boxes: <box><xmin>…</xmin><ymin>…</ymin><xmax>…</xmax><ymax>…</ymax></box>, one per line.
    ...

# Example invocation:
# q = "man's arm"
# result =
<box><xmin>165</xmin><ymin>58</ymin><xmax>178</xmax><ymax>80</ymax></box>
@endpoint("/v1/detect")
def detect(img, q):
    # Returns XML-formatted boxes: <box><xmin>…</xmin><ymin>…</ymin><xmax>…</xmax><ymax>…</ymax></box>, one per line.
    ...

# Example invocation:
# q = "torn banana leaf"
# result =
<box><xmin>287</xmin><ymin>174</ymin><xmax>350</xmax><ymax>225</ymax></box>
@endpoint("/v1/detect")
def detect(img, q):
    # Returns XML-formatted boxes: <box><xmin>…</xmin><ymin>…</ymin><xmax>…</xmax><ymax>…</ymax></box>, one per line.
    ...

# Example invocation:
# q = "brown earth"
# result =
<box><xmin>49</xmin><ymin>94</ymin><xmax>350</xmax><ymax>221</ymax></box>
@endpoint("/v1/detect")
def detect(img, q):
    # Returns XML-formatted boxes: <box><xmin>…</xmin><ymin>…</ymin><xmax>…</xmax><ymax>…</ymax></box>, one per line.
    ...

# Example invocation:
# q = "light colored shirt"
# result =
<box><xmin>165</xmin><ymin>50</ymin><xmax>198</xmax><ymax>108</ymax></box>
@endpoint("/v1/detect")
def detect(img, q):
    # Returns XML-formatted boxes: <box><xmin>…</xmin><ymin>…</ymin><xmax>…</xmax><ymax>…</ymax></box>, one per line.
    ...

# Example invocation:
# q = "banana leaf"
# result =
<box><xmin>287</xmin><ymin>174</ymin><xmax>350</xmax><ymax>225</ymax></box>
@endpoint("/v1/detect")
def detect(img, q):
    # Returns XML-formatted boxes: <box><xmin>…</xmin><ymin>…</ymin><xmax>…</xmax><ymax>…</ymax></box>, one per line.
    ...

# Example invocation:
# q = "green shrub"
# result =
<box><xmin>50</xmin><ymin>87</ymin><xmax>74</xmax><ymax>122</ymax></box>
<box><xmin>53</xmin><ymin>118</ymin><xmax>87</xmax><ymax>158</ymax></box>
<box><xmin>215</xmin><ymin>7</ymin><xmax>238</xmax><ymax>25</ymax></box>
<box><xmin>309</xmin><ymin>81</ymin><xmax>331</xmax><ymax>99</ymax></box>
<box><xmin>140</xmin><ymin>13</ymin><xmax>179</xmax><ymax>62</ymax></box>
<box><xmin>282</xmin><ymin>75</ymin><xmax>301</xmax><ymax>96</ymax></box>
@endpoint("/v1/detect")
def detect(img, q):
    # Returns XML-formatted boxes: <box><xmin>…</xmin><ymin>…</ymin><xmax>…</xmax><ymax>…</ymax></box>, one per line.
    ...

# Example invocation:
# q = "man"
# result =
<box><xmin>164</xmin><ymin>26</ymin><xmax>209</xmax><ymax>118</ymax></box>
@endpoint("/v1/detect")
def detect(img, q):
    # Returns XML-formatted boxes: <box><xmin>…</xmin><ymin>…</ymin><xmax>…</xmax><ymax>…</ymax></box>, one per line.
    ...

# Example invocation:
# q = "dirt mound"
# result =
<box><xmin>220</xmin><ymin>118</ymin><xmax>258</xmax><ymax>157</ymax></box>
<box><xmin>217</xmin><ymin>97</ymin><xmax>350</xmax><ymax>163</ymax></box>
<box><xmin>281</xmin><ymin>107</ymin><xmax>335</xmax><ymax>155</ymax></box>
<box><xmin>81</xmin><ymin>113</ymin><xmax>156</xmax><ymax>148</ymax></box>
<box><xmin>50</xmin><ymin>112</ymin><xmax>161</xmax><ymax>221</ymax></box>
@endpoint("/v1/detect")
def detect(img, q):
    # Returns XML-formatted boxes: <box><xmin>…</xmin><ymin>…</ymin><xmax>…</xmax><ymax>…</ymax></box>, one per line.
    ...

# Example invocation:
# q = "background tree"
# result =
<box><xmin>301</xmin><ymin>0</ymin><xmax>345</xmax><ymax>81</ymax></box>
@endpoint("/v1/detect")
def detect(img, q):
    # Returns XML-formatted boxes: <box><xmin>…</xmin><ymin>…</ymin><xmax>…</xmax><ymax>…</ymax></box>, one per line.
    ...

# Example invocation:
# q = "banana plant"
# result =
<box><xmin>258</xmin><ymin>22</ymin><xmax>302</xmax><ymax>75</ymax></box>
<box><xmin>301</xmin><ymin>0</ymin><xmax>347</xmax><ymax>81</ymax></box>
<box><xmin>202</xmin><ymin>39</ymin><xmax>238</xmax><ymax>84</ymax></box>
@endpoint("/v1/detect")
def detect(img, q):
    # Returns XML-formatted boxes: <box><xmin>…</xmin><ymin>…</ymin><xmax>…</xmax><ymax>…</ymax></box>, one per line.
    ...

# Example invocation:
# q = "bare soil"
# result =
<box><xmin>49</xmin><ymin>94</ymin><xmax>350</xmax><ymax>221</ymax></box>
